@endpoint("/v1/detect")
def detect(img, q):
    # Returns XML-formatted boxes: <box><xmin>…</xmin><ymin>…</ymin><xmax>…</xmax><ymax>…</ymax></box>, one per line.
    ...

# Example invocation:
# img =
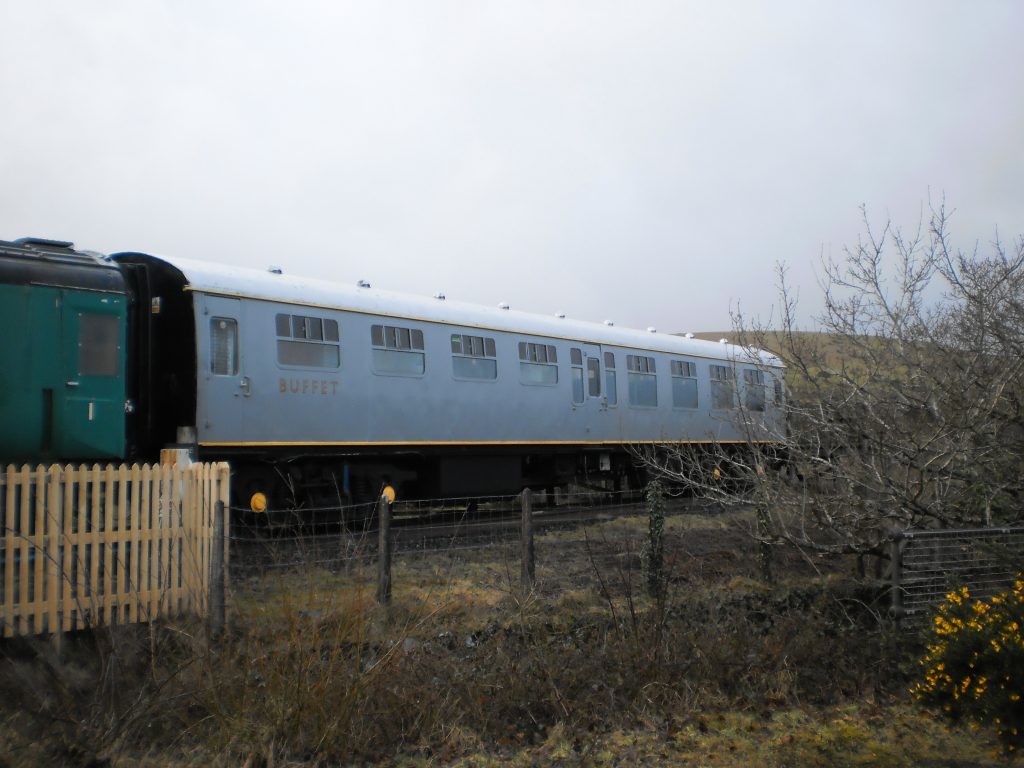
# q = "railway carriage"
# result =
<box><xmin>0</xmin><ymin>238</ymin><xmax>131</xmax><ymax>461</ymax></box>
<box><xmin>1</xmin><ymin>237</ymin><xmax>785</xmax><ymax>517</ymax></box>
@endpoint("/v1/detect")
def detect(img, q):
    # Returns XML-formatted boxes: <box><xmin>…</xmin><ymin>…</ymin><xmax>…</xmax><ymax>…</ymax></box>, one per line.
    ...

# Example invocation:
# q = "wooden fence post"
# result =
<box><xmin>521</xmin><ymin>488</ymin><xmax>535</xmax><ymax>589</ymax></box>
<box><xmin>377</xmin><ymin>495</ymin><xmax>392</xmax><ymax>605</ymax></box>
<box><xmin>208</xmin><ymin>501</ymin><xmax>226</xmax><ymax>637</ymax></box>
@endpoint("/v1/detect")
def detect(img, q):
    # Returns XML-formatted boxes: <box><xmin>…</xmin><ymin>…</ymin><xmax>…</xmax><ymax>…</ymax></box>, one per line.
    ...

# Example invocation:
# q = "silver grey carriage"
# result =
<box><xmin>110</xmin><ymin>252</ymin><xmax>785</xmax><ymax>513</ymax></box>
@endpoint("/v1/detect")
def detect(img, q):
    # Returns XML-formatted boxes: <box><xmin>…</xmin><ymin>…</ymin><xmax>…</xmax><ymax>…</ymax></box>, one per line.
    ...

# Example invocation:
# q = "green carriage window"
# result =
<box><xmin>78</xmin><ymin>313</ymin><xmax>120</xmax><ymax>377</ymax></box>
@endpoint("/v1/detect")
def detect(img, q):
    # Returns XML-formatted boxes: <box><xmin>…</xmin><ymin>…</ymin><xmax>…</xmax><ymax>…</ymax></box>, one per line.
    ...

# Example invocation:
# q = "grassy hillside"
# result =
<box><xmin>687</xmin><ymin>330</ymin><xmax>833</xmax><ymax>361</ymax></box>
<box><xmin>684</xmin><ymin>330</ymin><xmax>874</xmax><ymax>389</ymax></box>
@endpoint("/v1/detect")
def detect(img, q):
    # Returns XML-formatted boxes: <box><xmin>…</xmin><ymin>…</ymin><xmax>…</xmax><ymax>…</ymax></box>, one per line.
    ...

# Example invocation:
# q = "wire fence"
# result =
<box><xmin>224</xmin><ymin>487</ymin><xmax>715</xmax><ymax>580</ymax></box>
<box><xmin>220</xmin><ymin>485</ymin><xmax>759</xmax><ymax>631</ymax></box>
<box><xmin>228</xmin><ymin>492</ymin><xmax>1024</xmax><ymax>632</ymax></box>
<box><xmin>892</xmin><ymin>526</ymin><xmax>1024</xmax><ymax>626</ymax></box>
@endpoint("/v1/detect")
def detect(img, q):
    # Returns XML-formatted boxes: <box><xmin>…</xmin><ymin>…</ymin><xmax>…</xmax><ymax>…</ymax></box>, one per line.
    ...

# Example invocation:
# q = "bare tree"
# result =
<box><xmin>641</xmin><ymin>200</ymin><xmax>1024</xmax><ymax>564</ymax></box>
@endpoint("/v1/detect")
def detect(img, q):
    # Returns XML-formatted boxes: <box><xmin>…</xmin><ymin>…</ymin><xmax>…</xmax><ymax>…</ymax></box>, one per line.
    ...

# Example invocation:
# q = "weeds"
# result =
<box><xmin>0</xmin><ymin>514</ymin><xmax>1001</xmax><ymax>766</ymax></box>
<box><xmin>641</xmin><ymin>479</ymin><xmax>667</xmax><ymax>599</ymax></box>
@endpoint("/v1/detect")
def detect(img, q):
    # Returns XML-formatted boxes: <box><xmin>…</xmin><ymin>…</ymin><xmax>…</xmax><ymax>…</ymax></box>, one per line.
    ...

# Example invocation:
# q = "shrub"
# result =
<box><xmin>912</xmin><ymin>578</ymin><xmax>1024</xmax><ymax>755</ymax></box>
<box><xmin>641</xmin><ymin>479</ymin><xmax>666</xmax><ymax>598</ymax></box>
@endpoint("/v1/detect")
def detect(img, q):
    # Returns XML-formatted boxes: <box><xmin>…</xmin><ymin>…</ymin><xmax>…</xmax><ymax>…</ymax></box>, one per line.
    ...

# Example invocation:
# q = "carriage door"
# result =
<box><xmin>198</xmin><ymin>295</ymin><xmax>246</xmax><ymax>442</ymax></box>
<box><xmin>569</xmin><ymin>343</ymin><xmax>605</xmax><ymax>428</ymax></box>
<box><xmin>57</xmin><ymin>290</ymin><xmax>128</xmax><ymax>458</ymax></box>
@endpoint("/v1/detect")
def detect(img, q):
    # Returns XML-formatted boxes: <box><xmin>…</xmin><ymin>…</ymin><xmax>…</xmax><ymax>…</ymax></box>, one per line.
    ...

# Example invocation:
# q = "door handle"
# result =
<box><xmin>65</xmin><ymin>380</ymin><xmax>80</xmax><ymax>388</ymax></box>
<box><xmin>239</xmin><ymin>376</ymin><xmax>251</xmax><ymax>397</ymax></box>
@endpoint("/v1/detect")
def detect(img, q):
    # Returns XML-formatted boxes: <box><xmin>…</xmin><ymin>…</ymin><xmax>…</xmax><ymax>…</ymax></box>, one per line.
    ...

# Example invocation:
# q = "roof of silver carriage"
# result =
<box><xmin>120</xmin><ymin>252</ymin><xmax>782</xmax><ymax>367</ymax></box>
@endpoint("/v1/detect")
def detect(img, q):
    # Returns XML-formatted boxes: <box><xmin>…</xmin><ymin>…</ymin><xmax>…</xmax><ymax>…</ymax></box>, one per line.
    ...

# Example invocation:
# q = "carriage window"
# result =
<box><xmin>78</xmin><ymin>313</ymin><xmax>120</xmax><ymax>377</ymax></box>
<box><xmin>570</xmin><ymin>347</ymin><xmax>585</xmax><ymax>403</ymax></box>
<box><xmin>710</xmin><ymin>364</ymin><xmax>736</xmax><ymax>410</ymax></box>
<box><xmin>744</xmin><ymin>369</ymin><xmax>766</xmax><ymax>412</ymax></box>
<box><xmin>519</xmin><ymin>341</ymin><xmax>558</xmax><ymax>385</ymax></box>
<box><xmin>773</xmin><ymin>377</ymin><xmax>784</xmax><ymax>407</ymax></box>
<box><xmin>604</xmin><ymin>351</ymin><xmax>617</xmax><ymax>406</ymax></box>
<box><xmin>451</xmin><ymin>333</ymin><xmax>497</xmax><ymax>380</ymax></box>
<box><xmin>275</xmin><ymin>313</ymin><xmax>340</xmax><ymax>369</ymax></box>
<box><xmin>671</xmin><ymin>360</ymin><xmax>698</xmax><ymax>409</ymax></box>
<box><xmin>627</xmin><ymin>354</ymin><xmax>655</xmax><ymax>374</ymax></box>
<box><xmin>587</xmin><ymin>357</ymin><xmax>601</xmax><ymax>398</ymax></box>
<box><xmin>371</xmin><ymin>324</ymin><xmax>425</xmax><ymax>376</ymax></box>
<box><xmin>210</xmin><ymin>317</ymin><xmax>238</xmax><ymax>376</ymax></box>
<box><xmin>626</xmin><ymin>354</ymin><xmax>657</xmax><ymax>407</ymax></box>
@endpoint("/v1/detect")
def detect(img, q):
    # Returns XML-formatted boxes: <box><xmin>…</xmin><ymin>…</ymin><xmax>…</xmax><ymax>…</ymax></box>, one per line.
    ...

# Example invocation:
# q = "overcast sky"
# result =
<box><xmin>2</xmin><ymin>1</ymin><xmax>1022</xmax><ymax>333</ymax></box>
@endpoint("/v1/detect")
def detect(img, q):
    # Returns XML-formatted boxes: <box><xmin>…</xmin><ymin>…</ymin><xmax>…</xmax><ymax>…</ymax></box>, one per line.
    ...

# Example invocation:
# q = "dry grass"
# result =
<box><xmin>425</xmin><ymin>706</ymin><xmax>1002</xmax><ymax>767</ymax></box>
<box><xmin>0</xmin><ymin>511</ymin><xmax>1005</xmax><ymax>766</ymax></box>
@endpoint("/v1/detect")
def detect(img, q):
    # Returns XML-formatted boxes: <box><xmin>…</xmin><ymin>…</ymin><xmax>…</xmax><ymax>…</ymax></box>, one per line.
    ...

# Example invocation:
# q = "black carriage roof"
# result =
<box><xmin>0</xmin><ymin>237</ymin><xmax>127</xmax><ymax>293</ymax></box>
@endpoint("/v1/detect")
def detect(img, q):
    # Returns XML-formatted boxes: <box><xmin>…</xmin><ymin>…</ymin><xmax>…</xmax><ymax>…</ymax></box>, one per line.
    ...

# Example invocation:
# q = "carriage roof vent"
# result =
<box><xmin>719</xmin><ymin>338</ymin><xmax>728</xmax><ymax>344</ymax></box>
<box><xmin>647</xmin><ymin>327</ymin><xmax>657</xmax><ymax>333</ymax></box>
<box><xmin>685</xmin><ymin>332</ymin><xmax>695</xmax><ymax>339</ymax></box>
<box><xmin>555</xmin><ymin>312</ymin><xmax>566</xmax><ymax>318</ymax></box>
<box><xmin>498</xmin><ymin>302</ymin><xmax>510</xmax><ymax>310</ymax></box>
<box><xmin>357</xmin><ymin>279</ymin><xmax>371</xmax><ymax>288</ymax></box>
<box><xmin>604</xmin><ymin>320</ymin><xmax>615</xmax><ymax>326</ymax></box>
<box><xmin>14</xmin><ymin>237</ymin><xmax>74</xmax><ymax>249</ymax></box>
<box><xmin>433</xmin><ymin>292</ymin><xmax>446</xmax><ymax>300</ymax></box>
<box><xmin>267</xmin><ymin>265</ymin><xmax>282</xmax><ymax>274</ymax></box>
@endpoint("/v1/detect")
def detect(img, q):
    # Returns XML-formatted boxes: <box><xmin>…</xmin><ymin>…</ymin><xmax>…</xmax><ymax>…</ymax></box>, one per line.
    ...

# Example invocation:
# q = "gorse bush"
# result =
<box><xmin>912</xmin><ymin>577</ymin><xmax>1024</xmax><ymax>755</ymax></box>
